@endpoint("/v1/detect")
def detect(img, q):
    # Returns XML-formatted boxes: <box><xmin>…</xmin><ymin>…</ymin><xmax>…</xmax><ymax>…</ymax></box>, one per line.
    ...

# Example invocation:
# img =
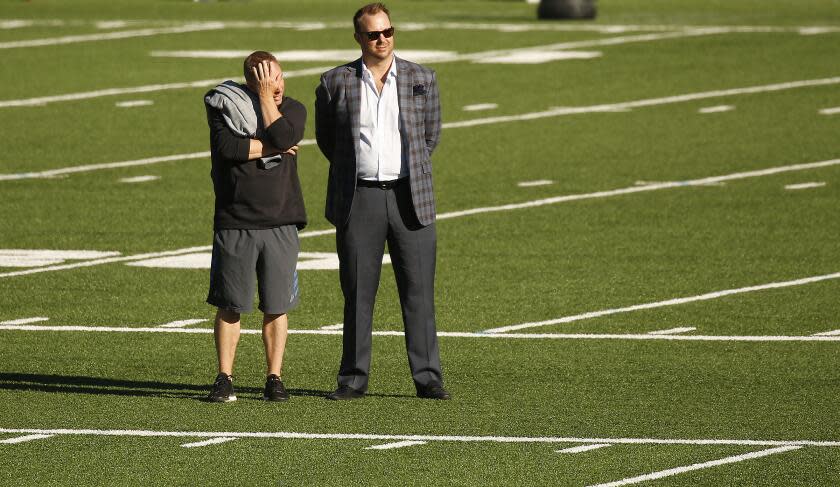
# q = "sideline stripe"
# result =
<box><xmin>1</xmin><ymin>324</ymin><xmax>839</xmax><ymax>342</ymax></box>
<box><xmin>819</xmin><ymin>107</ymin><xmax>840</xmax><ymax>115</ymax></box>
<box><xmin>0</xmin><ymin>428</ymin><xmax>837</xmax><ymax>447</ymax></box>
<box><xmin>181</xmin><ymin>437</ymin><xmax>237</xmax><ymax>448</ymax></box>
<box><xmin>0</xmin><ymin>434</ymin><xmax>53</xmax><ymax>444</ymax></box>
<box><xmin>587</xmin><ymin>445</ymin><xmax>802</xmax><ymax>487</ymax></box>
<box><xmin>0</xmin><ymin>23</ymin><xmax>226</xmax><ymax>50</ymax></box>
<box><xmin>558</xmin><ymin>444</ymin><xmax>611</xmax><ymax>453</ymax></box>
<box><xmin>1</xmin><ymin>158</ymin><xmax>839</xmax><ymax>279</ymax></box>
<box><xmin>0</xmin><ymin>317</ymin><xmax>49</xmax><ymax>325</ymax></box>
<box><xmin>365</xmin><ymin>440</ymin><xmax>427</xmax><ymax>450</ymax></box>
<box><xmin>484</xmin><ymin>272</ymin><xmax>840</xmax><ymax>333</ymax></box>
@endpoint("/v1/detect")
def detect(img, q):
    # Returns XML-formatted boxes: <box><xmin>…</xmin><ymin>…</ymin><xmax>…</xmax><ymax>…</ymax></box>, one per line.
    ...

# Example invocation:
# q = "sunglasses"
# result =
<box><xmin>359</xmin><ymin>26</ymin><xmax>395</xmax><ymax>41</ymax></box>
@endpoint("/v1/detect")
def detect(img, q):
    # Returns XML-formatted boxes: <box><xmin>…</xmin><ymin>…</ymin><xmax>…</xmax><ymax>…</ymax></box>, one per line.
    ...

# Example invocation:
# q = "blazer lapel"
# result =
<box><xmin>396</xmin><ymin>56</ymin><xmax>413</xmax><ymax>126</ymax></box>
<box><xmin>345</xmin><ymin>58</ymin><xmax>362</xmax><ymax>152</ymax></box>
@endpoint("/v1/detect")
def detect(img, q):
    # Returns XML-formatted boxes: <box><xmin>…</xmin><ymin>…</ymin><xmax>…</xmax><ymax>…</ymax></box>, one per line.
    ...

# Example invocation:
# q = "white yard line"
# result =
<box><xmin>180</xmin><ymin>437</ymin><xmax>237</xmax><ymax>448</ymax></box>
<box><xmin>0</xmin><ymin>434</ymin><xmax>54</xmax><ymax>444</ymax></box>
<box><xmin>5</xmin><ymin>19</ymin><xmax>838</xmax><ymax>34</ymax></box>
<box><xmin>0</xmin><ymin>23</ymin><xmax>226</xmax><ymax>50</ymax></box>
<box><xmin>1</xmin><ymin>324</ymin><xmax>839</xmax><ymax>343</ymax></box>
<box><xmin>319</xmin><ymin>323</ymin><xmax>344</xmax><ymax>330</ymax></box>
<box><xmin>2</xmin><ymin>75</ymin><xmax>838</xmax><ymax>179</ymax></box>
<box><xmin>0</xmin><ymin>67</ymin><xmax>329</xmax><ymax>109</ymax></box>
<box><xmin>558</xmin><ymin>444</ymin><xmax>612</xmax><ymax>453</ymax></box>
<box><xmin>436</xmin><ymin>158</ymin><xmax>840</xmax><ymax>221</ymax></box>
<box><xmin>0</xmin><ymin>246</ymin><xmax>210</xmax><ymax>279</ymax></box>
<box><xmin>158</xmin><ymin>319</ymin><xmax>206</xmax><ymax>329</ymax></box>
<box><xmin>813</xmin><ymin>329</ymin><xmax>840</xmax><ymax>336</ymax></box>
<box><xmin>0</xmin><ymin>140</ymin><xmax>316</xmax><ymax>181</ymax></box>
<box><xmin>2</xmin><ymin>158</ymin><xmax>839</xmax><ymax>279</ymax></box>
<box><xmin>1</xmin><ymin>23</ymin><xmax>834</xmax><ymax>110</ymax></box>
<box><xmin>819</xmin><ymin>107</ymin><xmax>840</xmax><ymax>115</ymax></box>
<box><xmin>785</xmin><ymin>182</ymin><xmax>826</xmax><ymax>190</ymax></box>
<box><xmin>365</xmin><ymin>440</ymin><xmax>427</xmax><ymax>450</ymax></box>
<box><xmin>0</xmin><ymin>152</ymin><xmax>209</xmax><ymax>181</ymax></box>
<box><xmin>485</xmin><ymin>272</ymin><xmax>840</xmax><ymax>333</ymax></box>
<box><xmin>648</xmin><ymin>327</ymin><xmax>696</xmax><ymax>335</ymax></box>
<box><xmin>0</xmin><ymin>317</ymin><xmax>49</xmax><ymax>325</ymax></box>
<box><xmin>441</xmin><ymin>77</ymin><xmax>840</xmax><ymax>130</ymax></box>
<box><xmin>0</xmin><ymin>427</ymin><xmax>836</xmax><ymax>447</ymax></box>
<box><xmin>587</xmin><ymin>445</ymin><xmax>802</xmax><ymax>487</ymax></box>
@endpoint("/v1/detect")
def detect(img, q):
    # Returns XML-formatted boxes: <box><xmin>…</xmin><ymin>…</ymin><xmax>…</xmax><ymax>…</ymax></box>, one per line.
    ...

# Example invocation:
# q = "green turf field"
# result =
<box><xmin>1</xmin><ymin>0</ymin><xmax>839</xmax><ymax>485</ymax></box>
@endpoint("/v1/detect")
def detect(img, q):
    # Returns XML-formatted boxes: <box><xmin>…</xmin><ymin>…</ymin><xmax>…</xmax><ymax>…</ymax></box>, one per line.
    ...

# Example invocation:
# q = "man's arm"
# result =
<box><xmin>207</xmin><ymin>106</ymin><xmax>250</xmax><ymax>162</ymax></box>
<box><xmin>208</xmin><ymin>105</ymin><xmax>290</xmax><ymax>162</ymax></box>
<box><xmin>262</xmin><ymin>100</ymin><xmax>306</xmax><ymax>152</ymax></box>
<box><xmin>314</xmin><ymin>74</ymin><xmax>335</xmax><ymax>163</ymax></box>
<box><xmin>423</xmin><ymin>70</ymin><xmax>442</xmax><ymax>159</ymax></box>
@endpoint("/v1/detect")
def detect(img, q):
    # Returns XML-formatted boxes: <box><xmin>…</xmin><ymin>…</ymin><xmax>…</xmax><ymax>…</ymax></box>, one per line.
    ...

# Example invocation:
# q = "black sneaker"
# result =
<box><xmin>263</xmin><ymin>374</ymin><xmax>289</xmax><ymax>402</ymax></box>
<box><xmin>206</xmin><ymin>373</ymin><xmax>236</xmax><ymax>403</ymax></box>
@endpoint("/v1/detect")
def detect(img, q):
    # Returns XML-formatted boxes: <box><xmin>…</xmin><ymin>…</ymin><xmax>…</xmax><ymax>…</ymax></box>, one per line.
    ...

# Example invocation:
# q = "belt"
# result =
<box><xmin>357</xmin><ymin>178</ymin><xmax>407</xmax><ymax>190</ymax></box>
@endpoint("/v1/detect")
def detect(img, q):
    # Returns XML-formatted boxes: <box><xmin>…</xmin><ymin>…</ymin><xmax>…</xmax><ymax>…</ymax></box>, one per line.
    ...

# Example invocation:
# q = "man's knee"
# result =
<box><xmin>263</xmin><ymin>313</ymin><xmax>287</xmax><ymax>324</ymax></box>
<box><xmin>216</xmin><ymin>308</ymin><xmax>240</xmax><ymax>324</ymax></box>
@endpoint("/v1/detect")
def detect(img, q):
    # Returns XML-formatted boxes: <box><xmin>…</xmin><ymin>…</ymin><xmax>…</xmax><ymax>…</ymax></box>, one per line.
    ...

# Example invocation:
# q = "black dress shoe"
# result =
<box><xmin>326</xmin><ymin>385</ymin><xmax>365</xmax><ymax>401</ymax></box>
<box><xmin>416</xmin><ymin>384</ymin><xmax>451</xmax><ymax>400</ymax></box>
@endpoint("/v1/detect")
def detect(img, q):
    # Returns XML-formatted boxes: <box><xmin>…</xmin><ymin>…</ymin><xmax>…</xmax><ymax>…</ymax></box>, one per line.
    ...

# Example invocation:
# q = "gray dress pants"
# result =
<box><xmin>335</xmin><ymin>181</ymin><xmax>443</xmax><ymax>392</ymax></box>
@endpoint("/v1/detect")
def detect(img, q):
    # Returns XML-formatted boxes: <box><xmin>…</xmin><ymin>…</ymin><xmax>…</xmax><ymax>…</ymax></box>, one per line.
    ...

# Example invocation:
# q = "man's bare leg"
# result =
<box><xmin>215</xmin><ymin>309</ymin><xmax>241</xmax><ymax>376</ymax></box>
<box><xmin>262</xmin><ymin>313</ymin><xmax>288</xmax><ymax>377</ymax></box>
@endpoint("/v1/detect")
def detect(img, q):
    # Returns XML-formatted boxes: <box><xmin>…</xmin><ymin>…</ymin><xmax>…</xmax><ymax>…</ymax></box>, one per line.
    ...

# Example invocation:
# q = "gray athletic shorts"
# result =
<box><xmin>207</xmin><ymin>226</ymin><xmax>300</xmax><ymax>314</ymax></box>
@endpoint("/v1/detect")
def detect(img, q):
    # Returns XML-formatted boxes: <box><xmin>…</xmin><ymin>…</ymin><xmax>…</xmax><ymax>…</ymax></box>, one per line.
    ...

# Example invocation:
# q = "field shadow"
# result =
<box><xmin>0</xmin><ymin>372</ymin><xmax>409</xmax><ymax>400</ymax></box>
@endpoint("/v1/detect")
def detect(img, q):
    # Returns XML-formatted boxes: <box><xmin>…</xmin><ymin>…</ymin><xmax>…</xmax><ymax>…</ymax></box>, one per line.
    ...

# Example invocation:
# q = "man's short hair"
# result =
<box><xmin>353</xmin><ymin>2</ymin><xmax>390</xmax><ymax>32</ymax></box>
<box><xmin>243</xmin><ymin>51</ymin><xmax>278</xmax><ymax>85</ymax></box>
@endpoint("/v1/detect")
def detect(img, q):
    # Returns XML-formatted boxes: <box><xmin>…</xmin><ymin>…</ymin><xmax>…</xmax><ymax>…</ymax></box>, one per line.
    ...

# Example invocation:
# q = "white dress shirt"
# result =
<box><xmin>356</xmin><ymin>58</ymin><xmax>405</xmax><ymax>181</ymax></box>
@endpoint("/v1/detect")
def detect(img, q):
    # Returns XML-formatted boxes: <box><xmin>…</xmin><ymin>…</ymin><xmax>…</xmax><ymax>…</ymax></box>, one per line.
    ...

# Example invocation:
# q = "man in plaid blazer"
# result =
<box><xmin>315</xmin><ymin>2</ymin><xmax>449</xmax><ymax>400</ymax></box>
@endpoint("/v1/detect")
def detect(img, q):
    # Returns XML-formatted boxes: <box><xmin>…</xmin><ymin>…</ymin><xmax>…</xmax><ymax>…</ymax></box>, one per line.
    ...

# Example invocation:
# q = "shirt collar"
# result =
<box><xmin>361</xmin><ymin>56</ymin><xmax>398</xmax><ymax>80</ymax></box>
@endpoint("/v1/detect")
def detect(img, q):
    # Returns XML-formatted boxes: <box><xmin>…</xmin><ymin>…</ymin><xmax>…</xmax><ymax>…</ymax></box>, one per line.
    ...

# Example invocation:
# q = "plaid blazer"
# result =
<box><xmin>315</xmin><ymin>57</ymin><xmax>442</xmax><ymax>227</ymax></box>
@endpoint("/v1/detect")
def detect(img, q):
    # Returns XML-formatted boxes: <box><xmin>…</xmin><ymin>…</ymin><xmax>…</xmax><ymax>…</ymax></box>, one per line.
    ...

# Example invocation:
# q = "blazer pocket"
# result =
<box><xmin>421</xmin><ymin>161</ymin><xmax>432</xmax><ymax>174</ymax></box>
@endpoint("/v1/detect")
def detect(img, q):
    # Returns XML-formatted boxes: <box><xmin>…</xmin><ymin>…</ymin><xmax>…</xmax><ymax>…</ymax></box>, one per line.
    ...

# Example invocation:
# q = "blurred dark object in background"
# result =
<box><xmin>538</xmin><ymin>0</ymin><xmax>597</xmax><ymax>20</ymax></box>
